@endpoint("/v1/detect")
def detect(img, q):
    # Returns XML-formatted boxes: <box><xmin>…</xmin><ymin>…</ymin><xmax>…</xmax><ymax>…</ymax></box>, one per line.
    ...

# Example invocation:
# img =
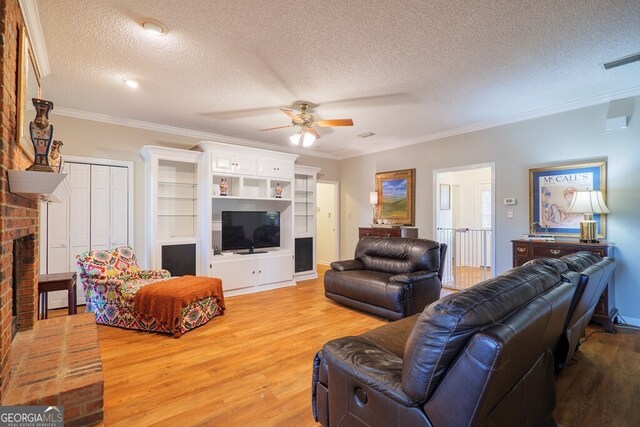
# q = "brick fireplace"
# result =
<box><xmin>0</xmin><ymin>0</ymin><xmax>41</xmax><ymax>403</ymax></box>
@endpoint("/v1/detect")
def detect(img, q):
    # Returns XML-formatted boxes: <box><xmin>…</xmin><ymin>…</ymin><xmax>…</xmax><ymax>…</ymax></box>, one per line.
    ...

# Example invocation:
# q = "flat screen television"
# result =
<box><xmin>221</xmin><ymin>211</ymin><xmax>280</xmax><ymax>254</ymax></box>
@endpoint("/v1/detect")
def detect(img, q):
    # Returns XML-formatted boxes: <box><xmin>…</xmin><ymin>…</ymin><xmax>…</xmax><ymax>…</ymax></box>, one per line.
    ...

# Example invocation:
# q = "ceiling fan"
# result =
<box><xmin>260</xmin><ymin>103</ymin><xmax>354</xmax><ymax>147</ymax></box>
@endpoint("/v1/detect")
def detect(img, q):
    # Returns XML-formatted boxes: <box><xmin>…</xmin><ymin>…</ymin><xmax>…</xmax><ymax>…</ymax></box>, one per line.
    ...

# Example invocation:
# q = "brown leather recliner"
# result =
<box><xmin>312</xmin><ymin>263</ymin><xmax>575</xmax><ymax>426</ymax></box>
<box><xmin>324</xmin><ymin>237</ymin><xmax>447</xmax><ymax>320</ymax></box>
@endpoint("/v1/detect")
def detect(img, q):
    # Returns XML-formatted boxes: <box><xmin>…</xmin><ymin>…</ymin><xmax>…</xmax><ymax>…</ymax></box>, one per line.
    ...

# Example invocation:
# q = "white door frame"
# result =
<box><xmin>433</xmin><ymin>162</ymin><xmax>496</xmax><ymax>274</ymax></box>
<box><xmin>317</xmin><ymin>179</ymin><xmax>340</xmax><ymax>263</ymax></box>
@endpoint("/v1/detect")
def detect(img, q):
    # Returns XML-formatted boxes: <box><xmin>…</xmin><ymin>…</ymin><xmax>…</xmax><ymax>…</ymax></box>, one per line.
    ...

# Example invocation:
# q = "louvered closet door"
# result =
<box><xmin>91</xmin><ymin>165</ymin><xmax>111</xmax><ymax>251</ymax></box>
<box><xmin>110</xmin><ymin>167</ymin><xmax>128</xmax><ymax>248</ymax></box>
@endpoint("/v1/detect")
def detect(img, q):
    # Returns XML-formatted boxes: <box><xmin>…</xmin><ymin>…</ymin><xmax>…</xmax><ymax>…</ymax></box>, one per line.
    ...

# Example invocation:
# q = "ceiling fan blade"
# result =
<box><xmin>259</xmin><ymin>125</ymin><xmax>292</xmax><ymax>131</ymax></box>
<box><xmin>281</xmin><ymin>108</ymin><xmax>303</xmax><ymax>124</ymax></box>
<box><xmin>316</xmin><ymin>119</ymin><xmax>354</xmax><ymax>127</ymax></box>
<box><xmin>307</xmin><ymin>127</ymin><xmax>321</xmax><ymax>139</ymax></box>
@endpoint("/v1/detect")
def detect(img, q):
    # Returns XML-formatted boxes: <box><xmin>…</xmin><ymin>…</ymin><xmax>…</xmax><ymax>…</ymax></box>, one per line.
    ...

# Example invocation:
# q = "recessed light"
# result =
<box><xmin>138</xmin><ymin>18</ymin><xmax>168</xmax><ymax>36</ymax></box>
<box><xmin>123</xmin><ymin>78</ymin><xmax>139</xmax><ymax>89</ymax></box>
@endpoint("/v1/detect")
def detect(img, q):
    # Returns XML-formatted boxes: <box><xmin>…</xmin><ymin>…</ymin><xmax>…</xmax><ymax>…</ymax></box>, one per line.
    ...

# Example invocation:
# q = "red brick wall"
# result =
<box><xmin>0</xmin><ymin>0</ymin><xmax>40</xmax><ymax>402</ymax></box>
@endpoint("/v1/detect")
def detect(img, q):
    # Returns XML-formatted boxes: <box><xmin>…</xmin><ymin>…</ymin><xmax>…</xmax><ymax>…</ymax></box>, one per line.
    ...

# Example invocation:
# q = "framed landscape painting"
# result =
<box><xmin>374</xmin><ymin>169</ymin><xmax>415</xmax><ymax>225</ymax></box>
<box><xmin>529</xmin><ymin>161</ymin><xmax>607</xmax><ymax>238</ymax></box>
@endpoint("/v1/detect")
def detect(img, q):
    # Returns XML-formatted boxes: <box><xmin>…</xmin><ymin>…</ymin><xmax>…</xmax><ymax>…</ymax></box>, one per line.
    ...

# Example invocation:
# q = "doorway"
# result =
<box><xmin>316</xmin><ymin>181</ymin><xmax>339</xmax><ymax>266</ymax></box>
<box><xmin>434</xmin><ymin>163</ymin><xmax>495</xmax><ymax>290</ymax></box>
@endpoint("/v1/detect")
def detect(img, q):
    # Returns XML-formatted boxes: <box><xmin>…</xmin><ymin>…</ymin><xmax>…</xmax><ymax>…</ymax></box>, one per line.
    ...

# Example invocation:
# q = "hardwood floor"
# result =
<box><xmin>49</xmin><ymin>266</ymin><xmax>639</xmax><ymax>426</ymax></box>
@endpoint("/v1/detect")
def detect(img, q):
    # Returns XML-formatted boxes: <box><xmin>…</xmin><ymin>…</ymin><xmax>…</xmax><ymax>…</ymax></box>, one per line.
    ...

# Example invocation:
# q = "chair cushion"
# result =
<box><xmin>361</xmin><ymin>314</ymin><xmax>419</xmax><ymax>359</ymax></box>
<box><xmin>325</xmin><ymin>269</ymin><xmax>406</xmax><ymax>312</ymax></box>
<box><xmin>560</xmin><ymin>251</ymin><xmax>603</xmax><ymax>272</ymax></box>
<box><xmin>119</xmin><ymin>277</ymin><xmax>169</xmax><ymax>301</ymax></box>
<box><xmin>355</xmin><ymin>237</ymin><xmax>442</xmax><ymax>275</ymax></box>
<box><xmin>77</xmin><ymin>246</ymin><xmax>141</xmax><ymax>280</ymax></box>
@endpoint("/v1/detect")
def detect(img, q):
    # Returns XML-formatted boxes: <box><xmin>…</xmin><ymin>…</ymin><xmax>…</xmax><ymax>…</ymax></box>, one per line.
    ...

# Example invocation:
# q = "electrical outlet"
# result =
<box><xmin>507</xmin><ymin>208</ymin><xmax>514</xmax><ymax>218</ymax></box>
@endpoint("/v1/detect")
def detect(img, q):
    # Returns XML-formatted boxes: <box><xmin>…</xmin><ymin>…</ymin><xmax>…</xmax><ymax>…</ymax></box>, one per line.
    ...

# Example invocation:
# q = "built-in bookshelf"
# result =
<box><xmin>294</xmin><ymin>165</ymin><xmax>320</xmax><ymax>280</ymax></box>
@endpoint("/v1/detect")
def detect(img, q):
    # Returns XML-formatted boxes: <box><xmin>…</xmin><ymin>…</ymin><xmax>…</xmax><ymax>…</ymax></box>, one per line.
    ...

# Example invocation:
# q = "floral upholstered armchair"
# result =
<box><xmin>77</xmin><ymin>246</ymin><xmax>224</xmax><ymax>335</ymax></box>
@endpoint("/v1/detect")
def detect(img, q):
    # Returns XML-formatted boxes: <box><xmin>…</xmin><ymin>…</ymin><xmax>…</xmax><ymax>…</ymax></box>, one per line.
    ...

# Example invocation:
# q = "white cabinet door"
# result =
<box><xmin>211</xmin><ymin>258</ymin><xmax>257</xmax><ymax>291</ymax></box>
<box><xmin>68</xmin><ymin>163</ymin><xmax>90</xmax><ymax>271</ymax></box>
<box><xmin>91</xmin><ymin>165</ymin><xmax>110</xmax><ymax>250</ymax></box>
<box><xmin>257</xmin><ymin>159</ymin><xmax>291</xmax><ymax>178</ymax></box>
<box><xmin>39</xmin><ymin>201</ymin><xmax>47</xmax><ymax>272</ymax></box>
<box><xmin>233</xmin><ymin>154</ymin><xmax>256</xmax><ymax>175</ymax></box>
<box><xmin>258</xmin><ymin>254</ymin><xmax>294</xmax><ymax>285</ymax></box>
<box><xmin>110</xmin><ymin>167</ymin><xmax>128</xmax><ymax>248</ymax></box>
<box><xmin>211</xmin><ymin>152</ymin><xmax>234</xmax><ymax>173</ymax></box>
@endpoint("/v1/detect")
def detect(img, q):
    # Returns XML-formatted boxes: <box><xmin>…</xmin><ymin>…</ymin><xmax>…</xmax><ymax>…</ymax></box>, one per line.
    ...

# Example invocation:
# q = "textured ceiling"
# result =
<box><xmin>36</xmin><ymin>0</ymin><xmax>640</xmax><ymax>158</ymax></box>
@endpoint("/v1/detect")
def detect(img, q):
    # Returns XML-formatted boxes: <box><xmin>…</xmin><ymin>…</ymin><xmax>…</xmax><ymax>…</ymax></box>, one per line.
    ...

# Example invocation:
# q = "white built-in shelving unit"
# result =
<box><xmin>140</xmin><ymin>146</ymin><xmax>201</xmax><ymax>274</ymax></box>
<box><xmin>294</xmin><ymin>166</ymin><xmax>320</xmax><ymax>280</ymax></box>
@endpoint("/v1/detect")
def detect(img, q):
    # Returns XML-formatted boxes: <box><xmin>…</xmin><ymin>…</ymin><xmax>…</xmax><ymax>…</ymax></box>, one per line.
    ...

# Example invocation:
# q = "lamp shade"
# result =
<box><xmin>567</xmin><ymin>190</ymin><xmax>610</xmax><ymax>214</ymax></box>
<box><xmin>369</xmin><ymin>191</ymin><xmax>378</xmax><ymax>204</ymax></box>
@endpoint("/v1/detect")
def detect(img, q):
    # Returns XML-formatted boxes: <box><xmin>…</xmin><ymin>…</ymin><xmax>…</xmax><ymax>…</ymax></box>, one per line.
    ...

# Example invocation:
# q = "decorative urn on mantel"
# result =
<box><xmin>8</xmin><ymin>98</ymin><xmax>70</xmax><ymax>202</ymax></box>
<box><xmin>27</xmin><ymin>98</ymin><xmax>55</xmax><ymax>172</ymax></box>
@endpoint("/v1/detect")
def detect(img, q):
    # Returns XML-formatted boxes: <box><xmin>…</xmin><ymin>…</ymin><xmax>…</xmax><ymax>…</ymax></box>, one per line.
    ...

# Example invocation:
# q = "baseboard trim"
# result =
<box><xmin>617</xmin><ymin>314</ymin><xmax>640</xmax><ymax>327</ymax></box>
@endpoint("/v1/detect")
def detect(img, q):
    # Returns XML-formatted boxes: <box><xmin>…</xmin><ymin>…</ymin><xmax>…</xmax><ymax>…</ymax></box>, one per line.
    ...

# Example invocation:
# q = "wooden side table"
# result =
<box><xmin>38</xmin><ymin>272</ymin><xmax>77</xmax><ymax>320</ymax></box>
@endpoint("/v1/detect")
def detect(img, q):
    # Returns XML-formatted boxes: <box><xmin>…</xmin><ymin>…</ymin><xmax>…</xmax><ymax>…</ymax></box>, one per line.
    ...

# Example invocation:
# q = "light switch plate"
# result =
<box><xmin>507</xmin><ymin>208</ymin><xmax>514</xmax><ymax>218</ymax></box>
<box><xmin>504</xmin><ymin>198</ymin><xmax>517</xmax><ymax>205</ymax></box>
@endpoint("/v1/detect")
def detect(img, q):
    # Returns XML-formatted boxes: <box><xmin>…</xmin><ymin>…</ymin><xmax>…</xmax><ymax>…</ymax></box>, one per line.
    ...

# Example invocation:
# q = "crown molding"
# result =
<box><xmin>53</xmin><ymin>84</ymin><xmax>640</xmax><ymax>162</ymax></box>
<box><xmin>342</xmin><ymin>85</ymin><xmax>640</xmax><ymax>159</ymax></box>
<box><xmin>19</xmin><ymin>0</ymin><xmax>51</xmax><ymax>76</ymax></box>
<box><xmin>52</xmin><ymin>106</ymin><xmax>339</xmax><ymax>159</ymax></box>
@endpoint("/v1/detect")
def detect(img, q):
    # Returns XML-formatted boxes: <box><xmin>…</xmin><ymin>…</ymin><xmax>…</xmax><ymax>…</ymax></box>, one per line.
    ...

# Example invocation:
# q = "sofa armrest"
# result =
<box><xmin>137</xmin><ymin>269</ymin><xmax>171</xmax><ymax>280</ymax></box>
<box><xmin>322</xmin><ymin>336</ymin><xmax>418</xmax><ymax>407</ymax></box>
<box><xmin>330</xmin><ymin>259</ymin><xmax>364</xmax><ymax>272</ymax></box>
<box><xmin>389</xmin><ymin>270</ymin><xmax>438</xmax><ymax>284</ymax></box>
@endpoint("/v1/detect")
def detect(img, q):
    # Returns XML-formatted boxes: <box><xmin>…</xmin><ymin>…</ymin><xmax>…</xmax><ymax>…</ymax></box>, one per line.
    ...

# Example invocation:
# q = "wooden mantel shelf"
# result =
<box><xmin>7</xmin><ymin>170</ymin><xmax>70</xmax><ymax>202</ymax></box>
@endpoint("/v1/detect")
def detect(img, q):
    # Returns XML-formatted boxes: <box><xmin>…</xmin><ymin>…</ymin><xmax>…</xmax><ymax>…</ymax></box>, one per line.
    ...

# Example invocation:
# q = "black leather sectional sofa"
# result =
<box><xmin>312</xmin><ymin>251</ymin><xmax>615</xmax><ymax>427</ymax></box>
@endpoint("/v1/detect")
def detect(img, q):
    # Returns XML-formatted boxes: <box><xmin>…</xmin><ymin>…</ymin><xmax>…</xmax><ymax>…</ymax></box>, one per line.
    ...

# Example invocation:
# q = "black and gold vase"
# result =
<box><xmin>27</xmin><ymin>98</ymin><xmax>55</xmax><ymax>172</ymax></box>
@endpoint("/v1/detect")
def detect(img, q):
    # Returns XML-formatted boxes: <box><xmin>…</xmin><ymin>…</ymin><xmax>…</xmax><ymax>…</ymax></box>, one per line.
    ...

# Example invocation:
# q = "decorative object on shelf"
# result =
<box><xmin>275</xmin><ymin>182</ymin><xmax>283</xmax><ymax>198</ymax></box>
<box><xmin>219</xmin><ymin>178</ymin><xmax>228</xmax><ymax>196</ymax></box>
<box><xmin>374</xmin><ymin>168</ymin><xmax>416</xmax><ymax>225</ymax></box>
<box><xmin>529</xmin><ymin>161</ymin><xmax>606</xmax><ymax>239</ymax></box>
<box><xmin>27</xmin><ymin>98</ymin><xmax>55</xmax><ymax>172</ymax></box>
<box><xmin>49</xmin><ymin>140</ymin><xmax>64</xmax><ymax>173</ymax></box>
<box><xmin>439</xmin><ymin>183</ymin><xmax>451</xmax><ymax>210</ymax></box>
<box><xmin>566</xmin><ymin>190</ymin><xmax>610</xmax><ymax>243</ymax></box>
<box><xmin>369</xmin><ymin>191</ymin><xmax>378</xmax><ymax>223</ymax></box>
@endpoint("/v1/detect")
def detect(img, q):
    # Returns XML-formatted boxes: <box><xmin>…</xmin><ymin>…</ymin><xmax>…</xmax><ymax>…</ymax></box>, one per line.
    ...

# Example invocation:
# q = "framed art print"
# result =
<box><xmin>529</xmin><ymin>161</ymin><xmax>607</xmax><ymax>238</ymax></box>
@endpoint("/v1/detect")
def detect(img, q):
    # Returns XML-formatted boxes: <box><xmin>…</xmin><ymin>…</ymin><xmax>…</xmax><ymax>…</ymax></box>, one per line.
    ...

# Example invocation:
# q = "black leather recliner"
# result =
<box><xmin>527</xmin><ymin>252</ymin><xmax>616</xmax><ymax>371</ymax></box>
<box><xmin>324</xmin><ymin>237</ymin><xmax>447</xmax><ymax>320</ymax></box>
<box><xmin>313</xmin><ymin>262</ymin><xmax>576</xmax><ymax>426</ymax></box>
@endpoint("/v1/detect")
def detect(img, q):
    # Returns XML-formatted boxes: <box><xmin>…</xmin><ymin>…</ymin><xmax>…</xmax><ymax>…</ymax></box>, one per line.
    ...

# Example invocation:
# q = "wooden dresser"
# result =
<box><xmin>359</xmin><ymin>227</ymin><xmax>418</xmax><ymax>239</ymax></box>
<box><xmin>511</xmin><ymin>239</ymin><xmax>616</xmax><ymax>332</ymax></box>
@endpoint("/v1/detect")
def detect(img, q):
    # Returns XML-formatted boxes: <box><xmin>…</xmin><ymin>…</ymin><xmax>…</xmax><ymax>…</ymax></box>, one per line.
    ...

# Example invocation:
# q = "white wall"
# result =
<box><xmin>50</xmin><ymin>114</ymin><xmax>335</xmax><ymax>266</ymax></box>
<box><xmin>338</xmin><ymin>96</ymin><xmax>640</xmax><ymax>321</ymax></box>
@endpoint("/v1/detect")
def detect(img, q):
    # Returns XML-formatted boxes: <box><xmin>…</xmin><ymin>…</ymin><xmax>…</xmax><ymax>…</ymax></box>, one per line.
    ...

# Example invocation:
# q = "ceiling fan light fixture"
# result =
<box><xmin>302</xmin><ymin>132</ymin><xmax>316</xmax><ymax>147</ymax></box>
<box><xmin>289</xmin><ymin>132</ymin><xmax>302</xmax><ymax>145</ymax></box>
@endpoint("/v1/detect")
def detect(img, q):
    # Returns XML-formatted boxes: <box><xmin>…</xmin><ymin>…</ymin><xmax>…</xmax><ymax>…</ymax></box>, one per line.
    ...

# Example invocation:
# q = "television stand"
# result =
<box><xmin>237</xmin><ymin>249</ymin><xmax>267</xmax><ymax>255</ymax></box>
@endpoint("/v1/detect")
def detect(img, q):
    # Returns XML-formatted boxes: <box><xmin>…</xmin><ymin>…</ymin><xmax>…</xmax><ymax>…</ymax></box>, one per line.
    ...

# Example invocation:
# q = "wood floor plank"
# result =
<box><xmin>48</xmin><ymin>267</ymin><xmax>639</xmax><ymax>426</ymax></box>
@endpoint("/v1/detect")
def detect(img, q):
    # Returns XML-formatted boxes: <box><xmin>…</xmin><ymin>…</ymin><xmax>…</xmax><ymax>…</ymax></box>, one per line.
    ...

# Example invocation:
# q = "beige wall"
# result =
<box><xmin>338</xmin><ymin>97</ymin><xmax>640</xmax><ymax>322</ymax></box>
<box><xmin>50</xmin><ymin>114</ymin><xmax>336</xmax><ymax>263</ymax></box>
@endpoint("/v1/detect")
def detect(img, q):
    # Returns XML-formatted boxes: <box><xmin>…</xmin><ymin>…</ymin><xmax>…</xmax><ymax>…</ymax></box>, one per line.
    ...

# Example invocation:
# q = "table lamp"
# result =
<box><xmin>369</xmin><ymin>191</ymin><xmax>378</xmax><ymax>224</ymax></box>
<box><xmin>566</xmin><ymin>190</ymin><xmax>610</xmax><ymax>243</ymax></box>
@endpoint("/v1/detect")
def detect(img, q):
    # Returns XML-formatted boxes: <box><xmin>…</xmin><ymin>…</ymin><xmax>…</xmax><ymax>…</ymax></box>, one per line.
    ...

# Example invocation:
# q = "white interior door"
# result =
<box><xmin>316</xmin><ymin>182</ymin><xmax>338</xmax><ymax>264</ymax></box>
<box><xmin>68</xmin><ymin>163</ymin><xmax>91</xmax><ymax>305</ymax></box>
<box><xmin>91</xmin><ymin>165</ymin><xmax>110</xmax><ymax>250</ymax></box>
<box><xmin>46</xmin><ymin>164</ymin><xmax>70</xmax><ymax>308</ymax></box>
<box><xmin>110</xmin><ymin>167</ymin><xmax>128</xmax><ymax>248</ymax></box>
